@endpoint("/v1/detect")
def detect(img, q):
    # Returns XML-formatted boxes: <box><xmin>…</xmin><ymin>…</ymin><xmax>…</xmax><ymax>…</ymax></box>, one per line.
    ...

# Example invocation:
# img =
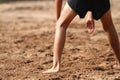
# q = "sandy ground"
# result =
<box><xmin>0</xmin><ymin>0</ymin><xmax>120</xmax><ymax>80</ymax></box>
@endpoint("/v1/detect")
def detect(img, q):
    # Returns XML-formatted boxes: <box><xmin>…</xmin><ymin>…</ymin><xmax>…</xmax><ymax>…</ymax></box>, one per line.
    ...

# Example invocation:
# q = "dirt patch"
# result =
<box><xmin>0</xmin><ymin>0</ymin><xmax>120</xmax><ymax>80</ymax></box>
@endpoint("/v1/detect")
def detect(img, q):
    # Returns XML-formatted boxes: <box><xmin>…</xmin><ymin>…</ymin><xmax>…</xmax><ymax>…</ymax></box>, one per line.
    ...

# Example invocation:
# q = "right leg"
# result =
<box><xmin>43</xmin><ymin>3</ymin><xmax>77</xmax><ymax>73</ymax></box>
<box><xmin>101</xmin><ymin>10</ymin><xmax>120</xmax><ymax>68</ymax></box>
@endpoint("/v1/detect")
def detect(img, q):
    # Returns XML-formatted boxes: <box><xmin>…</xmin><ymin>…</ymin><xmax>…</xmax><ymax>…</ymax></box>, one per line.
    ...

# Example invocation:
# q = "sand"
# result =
<box><xmin>0</xmin><ymin>0</ymin><xmax>120</xmax><ymax>80</ymax></box>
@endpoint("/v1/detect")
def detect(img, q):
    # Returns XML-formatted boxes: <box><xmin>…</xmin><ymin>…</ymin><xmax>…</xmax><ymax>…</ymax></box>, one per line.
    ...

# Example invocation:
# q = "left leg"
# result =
<box><xmin>43</xmin><ymin>3</ymin><xmax>77</xmax><ymax>73</ymax></box>
<box><xmin>101</xmin><ymin>10</ymin><xmax>120</xmax><ymax>67</ymax></box>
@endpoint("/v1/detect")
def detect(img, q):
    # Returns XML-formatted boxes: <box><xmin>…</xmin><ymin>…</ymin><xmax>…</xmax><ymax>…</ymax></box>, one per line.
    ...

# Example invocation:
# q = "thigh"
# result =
<box><xmin>57</xmin><ymin>2</ymin><xmax>77</xmax><ymax>27</ymax></box>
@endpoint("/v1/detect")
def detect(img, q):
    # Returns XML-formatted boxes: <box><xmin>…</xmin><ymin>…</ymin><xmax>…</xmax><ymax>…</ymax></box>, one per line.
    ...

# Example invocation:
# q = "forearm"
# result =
<box><xmin>55</xmin><ymin>0</ymin><xmax>62</xmax><ymax>20</ymax></box>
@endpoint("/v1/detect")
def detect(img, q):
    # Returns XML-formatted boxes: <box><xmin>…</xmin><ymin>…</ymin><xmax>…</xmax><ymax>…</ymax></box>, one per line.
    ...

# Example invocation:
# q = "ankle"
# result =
<box><xmin>53</xmin><ymin>63</ymin><xmax>60</xmax><ymax>69</ymax></box>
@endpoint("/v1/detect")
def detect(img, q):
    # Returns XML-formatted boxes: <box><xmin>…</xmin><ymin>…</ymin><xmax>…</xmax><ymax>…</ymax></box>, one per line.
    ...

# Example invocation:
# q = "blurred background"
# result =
<box><xmin>0</xmin><ymin>0</ymin><xmax>120</xmax><ymax>80</ymax></box>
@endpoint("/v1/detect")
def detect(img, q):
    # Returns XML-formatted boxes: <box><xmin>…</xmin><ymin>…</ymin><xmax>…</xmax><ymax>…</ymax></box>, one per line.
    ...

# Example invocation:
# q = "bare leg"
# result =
<box><xmin>101</xmin><ymin>10</ymin><xmax>120</xmax><ymax>68</ymax></box>
<box><xmin>43</xmin><ymin>3</ymin><xmax>77</xmax><ymax>73</ymax></box>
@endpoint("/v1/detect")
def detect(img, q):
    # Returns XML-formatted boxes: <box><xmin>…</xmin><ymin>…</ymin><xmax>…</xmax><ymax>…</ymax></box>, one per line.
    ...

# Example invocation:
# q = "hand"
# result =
<box><xmin>85</xmin><ymin>12</ymin><xmax>95</xmax><ymax>34</ymax></box>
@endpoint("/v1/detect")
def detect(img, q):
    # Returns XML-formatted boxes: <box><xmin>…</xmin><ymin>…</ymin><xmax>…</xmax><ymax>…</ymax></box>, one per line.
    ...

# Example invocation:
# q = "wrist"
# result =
<box><xmin>87</xmin><ymin>11</ymin><xmax>93</xmax><ymax>18</ymax></box>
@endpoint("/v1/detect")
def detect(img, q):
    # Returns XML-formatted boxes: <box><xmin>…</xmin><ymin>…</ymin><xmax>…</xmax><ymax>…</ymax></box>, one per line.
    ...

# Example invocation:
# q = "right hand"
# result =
<box><xmin>85</xmin><ymin>12</ymin><xmax>95</xmax><ymax>34</ymax></box>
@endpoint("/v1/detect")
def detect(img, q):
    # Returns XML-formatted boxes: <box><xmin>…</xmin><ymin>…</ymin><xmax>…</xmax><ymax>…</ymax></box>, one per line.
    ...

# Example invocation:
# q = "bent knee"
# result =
<box><xmin>56</xmin><ymin>19</ymin><xmax>69</xmax><ymax>29</ymax></box>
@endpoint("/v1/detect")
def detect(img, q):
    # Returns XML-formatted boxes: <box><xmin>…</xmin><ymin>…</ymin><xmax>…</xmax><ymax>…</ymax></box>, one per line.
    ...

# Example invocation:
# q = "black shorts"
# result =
<box><xmin>68</xmin><ymin>0</ymin><xmax>110</xmax><ymax>20</ymax></box>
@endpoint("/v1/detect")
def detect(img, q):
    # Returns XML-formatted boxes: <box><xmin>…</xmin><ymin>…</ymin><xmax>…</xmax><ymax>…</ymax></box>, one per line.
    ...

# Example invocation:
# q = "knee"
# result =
<box><xmin>56</xmin><ymin>19</ymin><xmax>69</xmax><ymax>30</ymax></box>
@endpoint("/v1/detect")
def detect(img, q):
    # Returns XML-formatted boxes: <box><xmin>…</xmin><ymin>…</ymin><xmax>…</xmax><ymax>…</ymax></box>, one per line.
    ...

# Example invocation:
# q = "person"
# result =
<box><xmin>43</xmin><ymin>0</ymin><xmax>120</xmax><ymax>73</ymax></box>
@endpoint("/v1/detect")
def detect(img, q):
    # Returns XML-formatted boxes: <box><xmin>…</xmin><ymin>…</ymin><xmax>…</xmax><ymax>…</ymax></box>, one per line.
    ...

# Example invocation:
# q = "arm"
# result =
<box><xmin>85</xmin><ymin>11</ymin><xmax>95</xmax><ymax>34</ymax></box>
<box><xmin>55</xmin><ymin>0</ymin><xmax>62</xmax><ymax>20</ymax></box>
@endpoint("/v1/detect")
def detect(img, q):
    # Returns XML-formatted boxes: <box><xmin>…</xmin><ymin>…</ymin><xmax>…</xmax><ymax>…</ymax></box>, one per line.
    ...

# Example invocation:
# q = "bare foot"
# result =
<box><xmin>43</xmin><ymin>67</ymin><xmax>60</xmax><ymax>73</ymax></box>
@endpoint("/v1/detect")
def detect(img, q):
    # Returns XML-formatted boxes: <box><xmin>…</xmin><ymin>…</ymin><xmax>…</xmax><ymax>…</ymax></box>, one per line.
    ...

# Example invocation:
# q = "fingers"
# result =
<box><xmin>86</xmin><ymin>19</ymin><xmax>95</xmax><ymax>34</ymax></box>
<box><xmin>87</xmin><ymin>23</ymin><xmax>94</xmax><ymax>34</ymax></box>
